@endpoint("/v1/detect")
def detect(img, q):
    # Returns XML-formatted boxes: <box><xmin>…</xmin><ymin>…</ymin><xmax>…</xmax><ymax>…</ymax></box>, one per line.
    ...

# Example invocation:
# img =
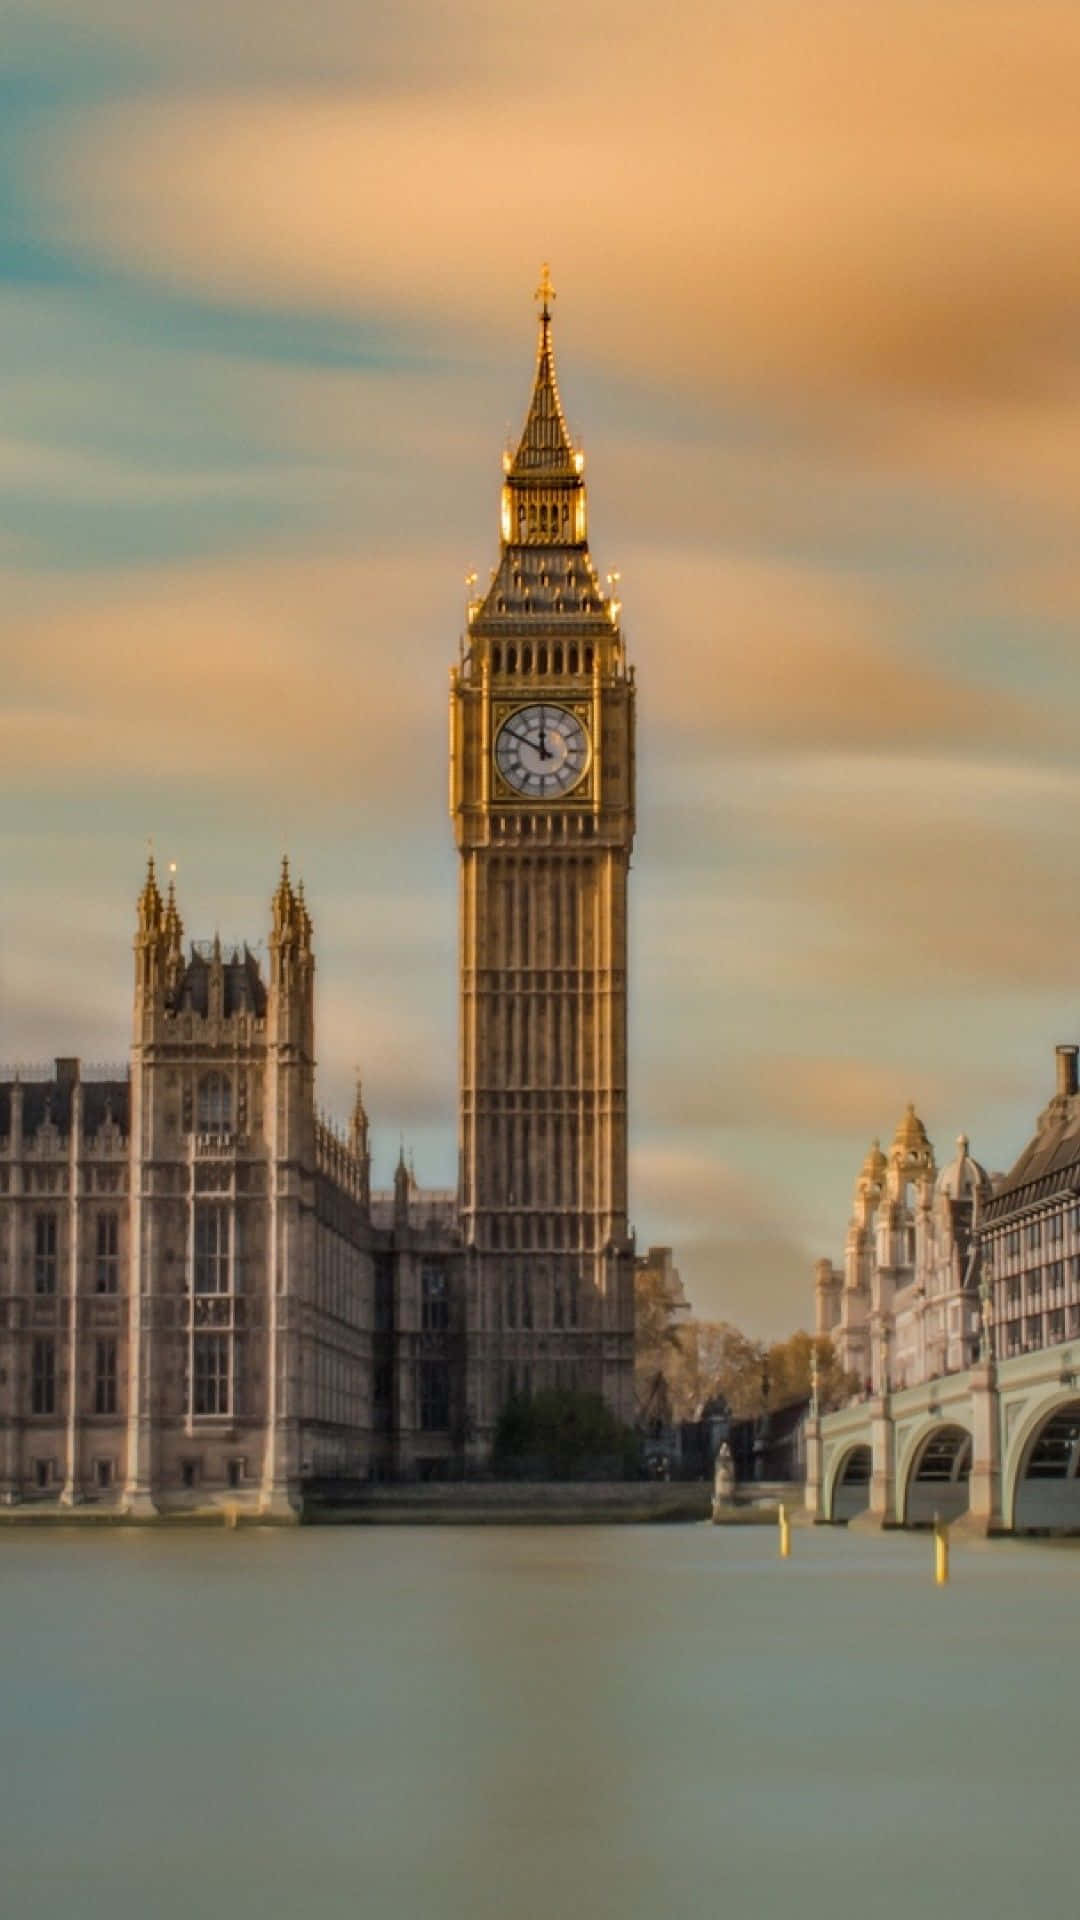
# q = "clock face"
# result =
<box><xmin>495</xmin><ymin>704</ymin><xmax>590</xmax><ymax>798</ymax></box>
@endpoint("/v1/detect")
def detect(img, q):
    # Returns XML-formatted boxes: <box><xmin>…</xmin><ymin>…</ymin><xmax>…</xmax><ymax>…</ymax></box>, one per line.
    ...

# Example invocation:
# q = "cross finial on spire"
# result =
<box><xmin>535</xmin><ymin>262</ymin><xmax>556</xmax><ymax>319</ymax></box>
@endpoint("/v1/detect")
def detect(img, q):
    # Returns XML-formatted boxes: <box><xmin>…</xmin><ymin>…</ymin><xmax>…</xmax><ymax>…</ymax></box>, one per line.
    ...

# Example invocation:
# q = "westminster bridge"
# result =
<box><xmin>806</xmin><ymin>1343</ymin><xmax>1080</xmax><ymax>1532</ymax></box>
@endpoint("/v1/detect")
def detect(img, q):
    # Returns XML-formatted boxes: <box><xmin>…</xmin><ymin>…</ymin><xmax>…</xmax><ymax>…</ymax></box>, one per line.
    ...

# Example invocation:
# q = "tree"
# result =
<box><xmin>492</xmin><ymin>1387</ymin><xmax>641</xmax><ymax>1480</ymax></box>
<box><xmin>692</xmin><ymin>1321</ymin><xmax>768</xmax><ymax>1419</ymax></box>
<box><xmin>765</xmin><ymin>1330</ymin><xmax>859</xmax><ymax>1412</ymax></box>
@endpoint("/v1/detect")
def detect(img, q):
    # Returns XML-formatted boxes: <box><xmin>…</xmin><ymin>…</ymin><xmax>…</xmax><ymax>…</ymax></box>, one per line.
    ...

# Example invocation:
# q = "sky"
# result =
<box><xmin>2</xmin><ymin>0</ymin><xmax>1079</xmax><ymax>1337</ymax></box>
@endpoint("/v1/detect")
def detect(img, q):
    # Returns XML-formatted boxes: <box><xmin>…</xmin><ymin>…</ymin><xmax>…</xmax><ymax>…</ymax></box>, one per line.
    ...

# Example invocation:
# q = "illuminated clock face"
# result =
<box><xmin>495</xmin><ymin>704</ymin><xmax>590</xmax><ymax>798</ymax></box>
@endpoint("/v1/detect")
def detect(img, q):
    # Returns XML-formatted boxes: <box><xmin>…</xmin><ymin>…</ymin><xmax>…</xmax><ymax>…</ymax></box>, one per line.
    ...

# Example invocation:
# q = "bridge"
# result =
<box><xmin>806</xmin><ymin>1344</ymin><xmax>1080</xmax><ymax>1532</ymax></box>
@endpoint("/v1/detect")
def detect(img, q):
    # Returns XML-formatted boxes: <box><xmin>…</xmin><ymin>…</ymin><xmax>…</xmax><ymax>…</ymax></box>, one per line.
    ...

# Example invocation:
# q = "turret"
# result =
<box><xmin>133</xmin><ymin>852</ymin><xmax>165</xmax><ymax>1008</ymax></box>
<box><xmin>394</xmin><ymin>1142</ymin><xmax>410</xmax><ymax>1231</ymax></box>
<box><xmin>161</xmin><ymin>867</ymin><xmax>184</xmax><ymax>998</ymax></box>
<box><xmin>268</xmin><ymin>856</ymin><xmax>314</xmax><ymax>1056</ymax></box>
<box><xmin>349</xmin><ymin>1076</ymin><xmax>371</xmax><ymax>1216</ymax></box>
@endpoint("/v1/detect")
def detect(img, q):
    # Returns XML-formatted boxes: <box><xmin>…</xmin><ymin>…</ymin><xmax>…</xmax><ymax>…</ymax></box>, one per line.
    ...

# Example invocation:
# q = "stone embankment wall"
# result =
<box><xmin>303</xmin><ymin>1481</ymin><xmax>713</xmax><ymax>1524</ymax></box>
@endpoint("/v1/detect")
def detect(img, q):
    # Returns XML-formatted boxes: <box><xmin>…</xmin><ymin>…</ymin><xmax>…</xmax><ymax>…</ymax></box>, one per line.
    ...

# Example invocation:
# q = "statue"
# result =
<box><xmin>711</xmin><ymin>1441</ymin><xmax>736</xmax><ymax>1520</ymax></box>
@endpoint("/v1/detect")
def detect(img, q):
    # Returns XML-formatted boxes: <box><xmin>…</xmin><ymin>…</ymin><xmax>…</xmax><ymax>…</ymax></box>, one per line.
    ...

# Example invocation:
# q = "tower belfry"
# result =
<box><xmin>450</xmin><ymin>276</ymin><xmax>637</xmax><ymax>1446</ymax></box>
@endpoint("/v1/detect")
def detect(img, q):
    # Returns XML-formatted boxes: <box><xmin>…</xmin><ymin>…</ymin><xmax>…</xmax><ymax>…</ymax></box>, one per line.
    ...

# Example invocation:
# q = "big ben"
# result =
<box><xmin>450</xmin><ymin>272</ymin><xmax>636</xmax><ymax>1452</ymax></box>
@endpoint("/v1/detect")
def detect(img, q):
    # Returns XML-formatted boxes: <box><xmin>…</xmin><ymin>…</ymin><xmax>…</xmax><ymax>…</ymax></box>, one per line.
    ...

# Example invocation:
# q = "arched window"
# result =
<box><xmin>584</xmin><ymin>646</ymin><xmax>593</xmax><ymax>672</ymax></box>
<box><xmin>492</xmin><ymin>645</ymin><xmax>503</xmax><ymax>673</ymax></box>
<box><xmin>538</xmin><ymin>646</ymin><xmax>548</xmax><ymax>673</ymax></box>
<box><xmin>196</xmin><ymin>1072</ymin><xmax>232</xmax><ymax>1137</ymax></box>
<box><xmin>554</xmin><ymin>646</ymin><xmax>563</xmax><ymax>674</ymax></box>
<box><xmin>507</xmin><ymin>646</ymin><xmax>517</xmax><ymax>672</ymax></box>
<box><xmin>523</xmin><ymin>645</ymin><xmax>532</xmax><ymax>672</ymax></box>
<box><xmin>569</xmin><ymin>647</ymin><xmax>579</xmax><ymax>675</ymax></box>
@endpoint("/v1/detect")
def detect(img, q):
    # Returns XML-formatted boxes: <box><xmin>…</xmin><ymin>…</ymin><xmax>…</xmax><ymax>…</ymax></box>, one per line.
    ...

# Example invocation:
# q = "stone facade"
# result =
<box><xmin>0</xmin><ymin>860</ymin><xmax>463</xmax><ymax>1513</ymax></box>
<box><xmin>450</xmin><ymin>279</ymin><xmax>637</xmax><ymax>1452</ymax></box>
<box><xmin>815</xmin><ymin>1106</ymin><xmax>989</xmax><ymax>1397</ymax></box>
<box><xmin>0</xmin><ymin>285</ymin><xmax>638</xmax><ymax>1510</ymax></box>
<box><xmin>808</xmin><ymin>1046</ymin><xmax>1080</xmax><ymax>1532</ymax></box>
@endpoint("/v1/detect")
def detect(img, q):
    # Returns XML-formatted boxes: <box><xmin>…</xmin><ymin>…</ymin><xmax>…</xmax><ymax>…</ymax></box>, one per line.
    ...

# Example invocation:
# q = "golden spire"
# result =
<box><xmin>137</xmin><ymin>847</ymin><xmax>163</xmax><ymax>934</ymax></box>
<box><xmin>535</xmin><ymin>262</ymin><xmax>556</xmax><ymax>319</ymax></box>
<box><xmin>162</xmin><ymin>860</ymin><xmax>183</xmax><ymax>952</ymax></box>
<box><xmin>506</xmin><ymin>271</ymin><xmax>577</xmax><ymax>483</ymax></box>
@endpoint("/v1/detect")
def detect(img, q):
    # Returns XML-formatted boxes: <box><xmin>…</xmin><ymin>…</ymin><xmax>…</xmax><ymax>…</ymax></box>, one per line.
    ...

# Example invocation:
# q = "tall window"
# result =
<box><xmin>31</xmin><ymin>1338</ymin><xmax>56</xmax><ymax>1415</ymax></box>
<box><xmin>194</xmin><ymin>1204</ymin><xmax>230</xmax><ymax>1294</ymax></box>
<box><xmin>96</xmin><ymin>1211</ymin><xmax>119</xmax><ymax>1294</ymax></box>
<box><xmin>34</xmin><ymin>1213</ymin><xmax>58</xmax><ymax>1294</ymax></box>
<box><xmin>419</xmin><ymin>1359</ymin><xmax>450</xmax><ymax>1431</ymax></box>
<box><xmin>553</xmin><ymin>1274</ymin><xmax>565</xmax><ymax>1329</ymax></box>
<box><xmin>193</xmin><ymin>1334</ymin><xmax>230</xmax><ymax>1415</ymax></box>
<box><xmin>521</xmin><ymin>1273</ymin><xmax>533</xmax><ymax>1330</ymax></box>
<box><xmin>94</xmin><ymin>1339</ymin><xmax>118</xmax><ymax>1415</ymax></box>
<box><xmin>421</xmin><ymin>1261</ymin><xmax>449</xmax><ymax>1331</ymax></box>
<box><xmin>196</xmin><ymin>1072</ymin><xmax>232</xmax><ymax>1137</ymax></box>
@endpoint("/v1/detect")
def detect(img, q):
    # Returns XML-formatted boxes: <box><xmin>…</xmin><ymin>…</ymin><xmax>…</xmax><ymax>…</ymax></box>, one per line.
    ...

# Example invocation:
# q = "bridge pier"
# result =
<box><xmin>964</xmin><ymin>1361</ymin><xmax>1002</xmax><ymax>1535</ymax></box>
<box><xmin>804</xmin><ymin>1415</ymin><xmax>822</xmax><ymax>1519</ymax></box>
<box><xmin>868</xmin><ymin>1395</ymin><xmax>897</xmax><ymax>1526</ymax></box>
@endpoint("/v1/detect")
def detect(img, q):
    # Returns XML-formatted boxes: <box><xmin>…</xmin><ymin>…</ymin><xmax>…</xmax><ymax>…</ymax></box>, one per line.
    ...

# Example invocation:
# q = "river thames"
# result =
<box><xmin>1</xmin><ymin>1522</ymin><xmax>1073</xmax><ymax>1918</ymax></box>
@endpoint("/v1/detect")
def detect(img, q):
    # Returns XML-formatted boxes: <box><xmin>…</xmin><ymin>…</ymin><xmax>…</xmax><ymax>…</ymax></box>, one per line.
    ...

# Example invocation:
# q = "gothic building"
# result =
<box><xmin>814</xmin><ymin>1105</ymin><xmax>990</xmax><ymax>1395</ymax></box>
<box><xmin>808</xmin><ymin>1048</ymin><xmax>1080</xmax><ymax>1533</ymax></box>
<box><xmin>0</xmin><ymin>859</ymin><xmax>463</xmax><ymax>1511</ymax></box>
<box><xmin>451</xmin><ymin>268</ymin><xmax>637</xmax><ymax>1447</ymax></box>
<box><xmin>0</xmin><ymin>279</ymin><xmax>637</xmax><ymax>1511</ymax></box>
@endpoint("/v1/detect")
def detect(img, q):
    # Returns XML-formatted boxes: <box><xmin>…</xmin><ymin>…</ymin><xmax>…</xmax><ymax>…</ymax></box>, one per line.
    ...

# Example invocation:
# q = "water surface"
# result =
<box><xmin>1</xmin><ymin>1523</ymin><xmax>1073</xmax><ymax>1918</ymax></box>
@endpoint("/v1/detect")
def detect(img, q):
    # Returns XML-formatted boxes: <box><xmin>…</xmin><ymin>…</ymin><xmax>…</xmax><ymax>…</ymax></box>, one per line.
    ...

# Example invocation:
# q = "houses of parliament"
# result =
<box><xmin>0</xmin><ymin>280</ymin><xmax>639</xmax><ymax>1512</ymax></box>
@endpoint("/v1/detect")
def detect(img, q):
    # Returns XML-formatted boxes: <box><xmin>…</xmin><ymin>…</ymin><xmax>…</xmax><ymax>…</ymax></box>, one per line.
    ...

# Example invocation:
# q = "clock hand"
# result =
<box><xmin>538</xmin><ymin>711</ymin><xmax>551</xmax><ymax>760</ymax></box>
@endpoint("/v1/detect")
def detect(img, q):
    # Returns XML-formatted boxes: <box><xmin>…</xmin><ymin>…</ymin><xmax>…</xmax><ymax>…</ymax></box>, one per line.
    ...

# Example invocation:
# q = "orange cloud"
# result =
<box><xmin>0</xmin><ymin>546</ymin><xmax>459</xmax><ymax>810</ymax></box>
<box><xmin>630</xmin><ymin>551</ymin><xmax>1058</xmax><ymax>755</ymax></box>
<box><xmin>639</xmin><ymin>1051</ymin><xmax>1028</xmax><ymax>1139</ymax></box>
<box><xmin>37</xmin><ymin>3</ymin><xmax>1080</xmax><ymax>483</ymax></box>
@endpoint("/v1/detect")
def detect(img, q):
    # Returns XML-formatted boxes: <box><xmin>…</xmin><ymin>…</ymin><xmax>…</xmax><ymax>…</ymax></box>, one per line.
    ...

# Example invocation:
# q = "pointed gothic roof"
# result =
<box><xmin>506</xmin><ymin>306</ymin><xmax>578</xmax><ymax>481</ymax></box>
<box><xmin>470</xmin><ymin>275</ymin><xmax>618</xmax><ymax>635</ymax></box>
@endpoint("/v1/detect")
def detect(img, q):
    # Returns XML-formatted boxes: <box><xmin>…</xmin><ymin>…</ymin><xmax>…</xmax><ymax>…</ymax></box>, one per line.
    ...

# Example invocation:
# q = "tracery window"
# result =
<box><xmin>96</xmin><ymin>1211</ymin><xmax>119</xmax><ymax>1294</ymax></box>
<box><xmin>94</xmin><ymin>1339</ymin><xmax>118</xmax><ymax>1415</ymax></box>
<box><xmin>32</xmin><ymin>1338</ymin><xmax>55</xmax><ymax>1415</ymax></box>
<box><xmin>194</xmin><ymin>1204</ymin><xmax>230</xmax><ymax>1294</ymax></box>
<box><xmin>193</xmin><ymin>1334</ymin><xmax>230</xmax><ymax>1415</ymax></box>
<box><xmin>196</xmin><ymin>1072</ymin><xmax>232</xmax><ymax>1137</ymax></box>
<box><xmin>34</xmin><ymin>1212</ymin><xmax>58</xmax><ymax>1295</ymax></box>
<box><xmin>421</xmin><ymin>1261</ymin><xmax>449</xmax><ymax>1332</ymax></box>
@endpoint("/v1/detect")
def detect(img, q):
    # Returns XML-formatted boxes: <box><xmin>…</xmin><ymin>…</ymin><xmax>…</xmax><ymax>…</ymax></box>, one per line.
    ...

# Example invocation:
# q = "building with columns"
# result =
<box><xmin>808</xmin><ymin>1046</ymin><xmax>1080</xmax><ymax>1534</ymax></box>
<box><xmin>0</xmin><ymin>280</ymin><xmax>638</xmax><ymax>1511</ymax></box>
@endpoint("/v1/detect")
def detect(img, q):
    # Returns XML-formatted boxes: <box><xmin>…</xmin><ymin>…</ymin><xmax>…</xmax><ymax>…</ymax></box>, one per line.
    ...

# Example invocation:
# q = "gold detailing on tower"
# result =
<box><xmin>535</xmin><ymin>262</ymin><xmax>556</xmax><ymax>316</ymax></box>
<box><xmin>271</xmin><ymin>855</ymin><xmax>312</xmax><ymax>954</ymax></box>
<box><xmin>137</xmin><ymin>851</ymin><xmax>163</xmax><ymax>934</ymax></box>
<box><xmin>507</xmin><ymin>286</ymin><xmax>577</xmax><ymax>482</ymax></box>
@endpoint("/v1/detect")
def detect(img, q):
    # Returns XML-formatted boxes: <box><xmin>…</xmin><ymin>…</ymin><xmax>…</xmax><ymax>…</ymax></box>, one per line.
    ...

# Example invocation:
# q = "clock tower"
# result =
<box><xmin>450</xmin><ymin>273</ymin><xmax>637</xmax><ymax>1453</ymax></box>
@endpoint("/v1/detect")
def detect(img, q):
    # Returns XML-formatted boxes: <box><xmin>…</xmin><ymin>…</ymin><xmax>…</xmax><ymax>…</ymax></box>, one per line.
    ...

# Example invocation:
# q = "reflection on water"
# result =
<box><xmin>1</xmin><ymin>1524</ymin><xmax>1075</xmax><ymax>1918</ymax></box>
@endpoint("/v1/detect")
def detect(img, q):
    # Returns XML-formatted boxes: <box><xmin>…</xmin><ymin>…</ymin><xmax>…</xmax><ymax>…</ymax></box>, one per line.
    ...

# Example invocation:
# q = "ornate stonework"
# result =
<box><xmin>450</xmin><ymin>278</ymin><xmax>637</xmax><ymax>1448</ymax></box>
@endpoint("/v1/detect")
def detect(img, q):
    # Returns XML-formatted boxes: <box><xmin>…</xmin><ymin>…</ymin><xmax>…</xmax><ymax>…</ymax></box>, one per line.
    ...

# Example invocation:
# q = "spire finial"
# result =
<box><xmin>535</xmin><ymin>262</ymin><xmax>555</xmax><ymax>320</ymax></box>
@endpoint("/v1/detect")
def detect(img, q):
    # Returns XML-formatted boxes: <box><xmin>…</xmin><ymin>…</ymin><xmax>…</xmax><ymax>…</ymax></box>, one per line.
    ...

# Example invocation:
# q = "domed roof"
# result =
<box><xmin>892</xmin><ymin>1102</ymin><xmax>930</xmax><ymax>1156</ymax></box>
<box><xmin>936</xmin><ymin>1133</ymin><xmax>992</xmax><ymax>1204</ymax></box>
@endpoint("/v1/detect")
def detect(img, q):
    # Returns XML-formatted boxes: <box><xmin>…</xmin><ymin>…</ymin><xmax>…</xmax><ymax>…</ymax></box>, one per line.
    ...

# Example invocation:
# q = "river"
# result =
<box><xmin>1</xmin><ymin>1522</ymin><xmax>1073</xmax><ymax>1917</ymax></box>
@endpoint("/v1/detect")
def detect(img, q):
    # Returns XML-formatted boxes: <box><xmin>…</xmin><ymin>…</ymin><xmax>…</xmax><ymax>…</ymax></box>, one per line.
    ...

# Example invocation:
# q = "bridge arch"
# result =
<box><xmin>898</xmin><ymin>1421</ymin><xmax>972</xmax><ymax>1526</ymax></box>
<box><xmin>1003</xmin><ymin>1392</ymin><xmax>1080</xmax><ymax>1533</ymax></box>
<box><xmin>825</xmin><ymin>1442</ymin><xmax>872</xmax><ymax>1522</ymax></box>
